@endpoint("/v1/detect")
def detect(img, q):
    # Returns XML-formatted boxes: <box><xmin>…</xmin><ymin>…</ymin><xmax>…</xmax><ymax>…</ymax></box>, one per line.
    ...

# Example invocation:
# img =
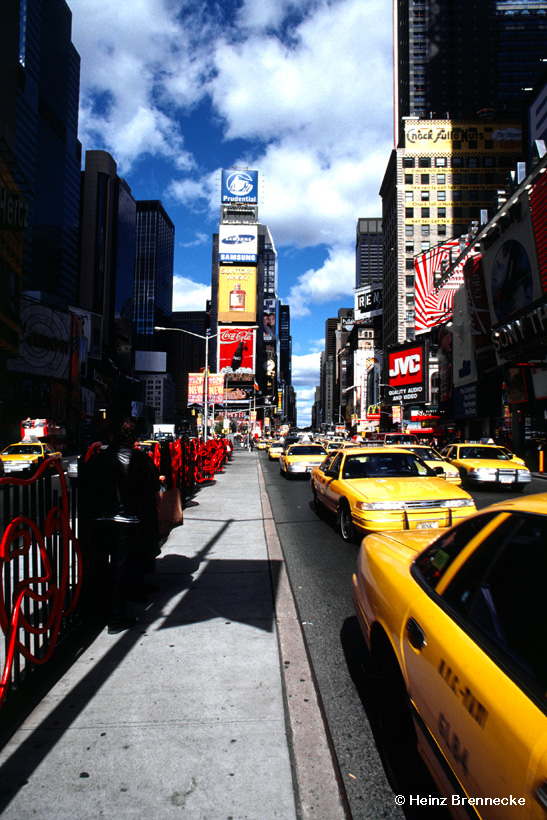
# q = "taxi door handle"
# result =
<box><xmin>406</xmin><ymin>618</ymin><xmax>426</xmax><ymax>650</ymax></box>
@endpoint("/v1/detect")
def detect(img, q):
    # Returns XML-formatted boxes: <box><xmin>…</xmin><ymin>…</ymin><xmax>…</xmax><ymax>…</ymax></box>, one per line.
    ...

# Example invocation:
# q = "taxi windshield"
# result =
<box><xmin>288</xmin><ymin>445</ymin><xmax>327</xmax><ymax>456</ymax></box>
<box><xmin>407</xmin><ymin>447</ymin><xmax>441</xmax><ymax>461</ymax></box>
<box><xmin>459</xmin><ymin>446</ymin><xmax>510</xmax><ymax>460</ymax></box>
<box><xmin>343</xmin><ymin>452</ymin><xmax>430</xmax><ymax>478</ymax></box>
<box><xmin>4</xmin><ymin>445</ymin><xmax>41</xmax><ymax>455</ymax></box>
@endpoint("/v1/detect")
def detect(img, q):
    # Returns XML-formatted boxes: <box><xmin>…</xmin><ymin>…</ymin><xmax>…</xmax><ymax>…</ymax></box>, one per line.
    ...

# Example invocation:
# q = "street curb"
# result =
<box><xmin>257</xmin><ymin>457</ymin><xmax>351</xmax><ymax>820</ymax></box>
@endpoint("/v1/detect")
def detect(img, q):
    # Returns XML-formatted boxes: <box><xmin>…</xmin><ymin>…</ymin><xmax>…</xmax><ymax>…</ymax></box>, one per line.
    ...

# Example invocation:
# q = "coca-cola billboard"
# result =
<box><xmin>218</xmin><ymin>326</ymin><xmax>256</xmax><ymax>374</ymax></box>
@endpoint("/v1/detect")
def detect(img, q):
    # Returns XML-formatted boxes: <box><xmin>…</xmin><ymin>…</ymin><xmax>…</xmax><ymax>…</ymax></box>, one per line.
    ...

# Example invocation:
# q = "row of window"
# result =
<box><xmin>403</xmin><ymin>155</ymin><xmax>506</xmax><ymax>169</ymax></box>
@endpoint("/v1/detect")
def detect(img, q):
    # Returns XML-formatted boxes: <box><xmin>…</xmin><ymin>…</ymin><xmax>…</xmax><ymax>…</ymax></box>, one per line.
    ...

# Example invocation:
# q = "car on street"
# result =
<box><xmin>352</xmin><ymin>492</ymin><xmax>547</xmax><ymax>819</ymax></box>
<box><xmin>267</xmin><ymin>440</ymin><xmax>284</xmax><ymax>460</ymax></box>
<box><xmin>0</xmin><ymin>441</ymin><xmax>63</xmax><ymax>475</ymax></box>
<box><xmin>442</xmin><ymin>442</ymin><xmax>532</xmax><ymax>490</ymax></box>
<box><xmin>279</xmin><ymin>443</ymin><xmax>328</xmax><ymax>478</ymax></box>
<box><xmin>396</xmin><ymin>444</ymin><xmax>462</xmax><ymax>484</ymax></box>
<box><xmin>310</xmin><ymin>447</ymin><xmax>476</xmax><ymax>541</ymax></box>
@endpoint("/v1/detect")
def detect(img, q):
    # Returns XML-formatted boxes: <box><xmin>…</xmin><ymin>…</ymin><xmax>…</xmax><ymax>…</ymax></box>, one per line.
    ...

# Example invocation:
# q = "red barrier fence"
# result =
<box><xmin>0</xmin><ymin>436</ymin><xmax>234</xmax><ymax>710</ymax></box>
<box><xmin>0</xmin><ymin>458</ymin><xmax>82</xmax><ymax>709</ymax></box>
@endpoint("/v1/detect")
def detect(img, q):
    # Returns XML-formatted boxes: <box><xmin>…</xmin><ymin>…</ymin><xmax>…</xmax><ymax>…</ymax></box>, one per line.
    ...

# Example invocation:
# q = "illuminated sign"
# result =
<box><xmin>218</xmin><ymin>265</ymin><xmax>257</xmax><ymax>323</ymax></box>
<box><xmin>219</xmin><ymin>224</ymin><xmax>258</xmax><ymax>263</ymax></box>
<box><xmin>218</xmin><ymin>326</ymin><xmax>256</xmax><ymax>374</ymax></box>
<box><xmin>387</xmin><ymin>342</ymin><xmax>427</xmax><ymax>401</ymax></box>
<box><xmin>221</xmin><ymin>170</ymin><xmax>259</xmax><ymax>204</ymax></box>
<box><xmin>404</xmin><ymin>120</ymin><xmax>521</xmax><ymax>154</ymax></box>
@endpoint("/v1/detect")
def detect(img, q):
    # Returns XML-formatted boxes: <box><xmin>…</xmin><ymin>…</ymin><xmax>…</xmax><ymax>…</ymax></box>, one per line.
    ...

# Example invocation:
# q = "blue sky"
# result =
<box><xmin>70</xmin><ymin>0</ymin><xmax>394</xmax><ymax>425</ymax></box>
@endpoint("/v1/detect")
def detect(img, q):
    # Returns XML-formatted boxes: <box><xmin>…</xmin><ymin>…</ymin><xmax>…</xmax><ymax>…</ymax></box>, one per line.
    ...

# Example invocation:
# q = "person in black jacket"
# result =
<box><xmin>81</xmin><ymin>418</ymin><xmax>161</xmax><ymax>634</ymax></box>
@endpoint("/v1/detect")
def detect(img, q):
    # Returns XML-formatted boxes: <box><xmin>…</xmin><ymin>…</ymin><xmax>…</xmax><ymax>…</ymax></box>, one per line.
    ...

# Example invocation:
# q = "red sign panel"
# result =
<box><xmin>218</xmin><ymin>326</ymin><xmax>256</xmax><ymax>374</ymax></box>
<box><xmin>388</xmin><ymin>345</ymin><xmax>424</xmax><ymax>387</ymax></box>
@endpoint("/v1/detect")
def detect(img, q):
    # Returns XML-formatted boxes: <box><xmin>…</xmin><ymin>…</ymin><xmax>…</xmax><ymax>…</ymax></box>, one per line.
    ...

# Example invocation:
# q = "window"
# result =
<box><xmin>405</xmin><ymin>190</ymin><xmax>414</xmax><ymax>201</ymax></box>
<box><xmin>435</xmin><ymin>157</ymin><xmax>447</xmax><ymax>167</ymax></box>
<box><xmin>421</xmin><ymin>207</ymin><xmax>430</xmax><ymax>218</ymax></box>
<box><xmin>421</xmin><ymin>174</ymin><xmax>430</xmax><ymax>184</ymax></box>
<box><xmin>406</xmin><ymin>259</ymin><xmax>415</xmax><ymax>270</ymax></box>
<box><xmin>406</xmin><ymin>275</ymin><xmax>415</xmax><ymax>287</ymax></box>
<box><xmin>443</xmin><ymin>513</ymin><xmax>547</xmax><ymax>698</ymax></box>
<box><xmin>413</xmin><ymin>513</ymin><xmax>498</xmax><ymax>587</ymax></box>
<box><xmin>438</xmin><ymin>190</ymin><xmax>446</xmax><ymax>201</ymax></box>
<box><xmin>419</xmin><ymin>157</ymin><xmax>431</xmax><ymax>168</ymax></box>
<box><xmin>421</xmin><ymin>190</ymin><xmax>430</xmax><ymax>201</ymax></box>
<box><xmin>405</xmin><ymin>224</ymin><xmax>414</xmax><ymax>236</ymax></box>
<box><xmin>422</xmin><ymin>224</ymin><xmax>430</xmax><ymax>236</ymax></box>
<box><xmin>437</xmin><ymin>207</ymin><xmax>446</xmax><ymax>219</ymax></box>
<box><xmin>405</xmin><ymin>241</ymin><xmax>414</xmax><ymax>253</ymax></box>
<box><xmin>404</xmin><ymin>157</ymin><xmax>415</xmax><ymax>168</ymax></box>
<box><xmin>437</xmin><ymin>174</ymin><xmax>446</xmax><ymax>184</ymax></box>
<box><xmin>438</xmin><ymin>224</ymin><xmax>447</xmax><ymax>236</ymax></box>
<box><xmin>406</xmin><ymin>207</ymin><xmax>414</xmax><ymax>218</ymax></box>
<box><xmin>405</xmin><ymin>173</ymin><xmax>414</xmax><ymax>184</ymax></box>
<box><xmin>421</xmin><ymin>241</ymin><xmax>430</xmax><ymax>251</ymax></box>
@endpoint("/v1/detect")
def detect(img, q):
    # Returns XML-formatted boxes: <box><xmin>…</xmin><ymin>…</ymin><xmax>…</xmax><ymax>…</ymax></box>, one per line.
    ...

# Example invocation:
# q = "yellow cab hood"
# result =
<box><xmin>349</xmin><ymin>476</ymin><xmax>470</xmax><ymax>503</ymax></box>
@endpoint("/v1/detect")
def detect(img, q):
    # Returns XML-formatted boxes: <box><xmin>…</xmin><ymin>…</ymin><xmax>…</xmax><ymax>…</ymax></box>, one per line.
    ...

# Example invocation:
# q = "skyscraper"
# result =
<box><xmin>394</xmin><ymin>0</ymin><xmax>547</xmax><ymax>145</ymax></box>
<box><xmin>15</xmin><ymin>0</ymin><xmax>82</xmax><ymax>305</ymax></box>
<box><xmin>134</xmin><ymin>200</ymin><xmax>174</xmax><ymax>351</ymax></box>
<box><xmin>355</xmin><ymin>218</ymin><xmax>383</xmax><ymax>288</ymax></box>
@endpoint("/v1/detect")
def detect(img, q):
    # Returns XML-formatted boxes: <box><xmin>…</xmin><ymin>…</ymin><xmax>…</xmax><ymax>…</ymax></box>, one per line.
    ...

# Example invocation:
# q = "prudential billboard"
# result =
<box><xmin>221</xmin><ymin>170</ymin><xmax>259</xmax><ymax>204</ymax></box>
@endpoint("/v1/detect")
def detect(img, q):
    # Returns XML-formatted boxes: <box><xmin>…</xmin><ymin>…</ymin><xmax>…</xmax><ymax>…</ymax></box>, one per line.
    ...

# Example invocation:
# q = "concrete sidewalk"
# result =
<box><xmin>0</xmin><ymin>449</ymin><xmax>347</xmax><ymax>820</ymax></box>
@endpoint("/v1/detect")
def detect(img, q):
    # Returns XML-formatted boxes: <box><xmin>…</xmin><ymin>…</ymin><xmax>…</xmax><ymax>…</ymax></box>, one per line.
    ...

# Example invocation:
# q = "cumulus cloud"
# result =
<box><xmin>172</xmin><ymin>276</ymin><xmax>211</xmax><ymax>312</ymax></box>
<box><xmin>284</xmin><ymin>245</ymin><xmax>356</xmax><ymax>317</ymax></box>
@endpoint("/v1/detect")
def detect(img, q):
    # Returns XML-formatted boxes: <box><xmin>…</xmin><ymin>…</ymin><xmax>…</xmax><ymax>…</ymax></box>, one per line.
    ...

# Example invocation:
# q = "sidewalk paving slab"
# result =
<box><xmin>0</xmin><ymin>451</ymin><xmax>299</xmax><ymax>820</ymax></box>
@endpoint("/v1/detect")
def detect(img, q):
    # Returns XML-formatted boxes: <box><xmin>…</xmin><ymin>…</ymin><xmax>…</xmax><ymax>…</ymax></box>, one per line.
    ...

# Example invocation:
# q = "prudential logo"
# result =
<box><xmin>226</xmin><ymin>172</ymin><xmax>254</xmax><ymax>198</ymax></box>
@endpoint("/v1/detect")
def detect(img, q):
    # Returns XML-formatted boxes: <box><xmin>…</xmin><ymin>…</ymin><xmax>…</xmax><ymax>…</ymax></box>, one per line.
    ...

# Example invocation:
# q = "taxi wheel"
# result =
<box><xmin>338</xmin><ymin>501</ymin><xmax>354</xmax><ymax>542</ymax></box>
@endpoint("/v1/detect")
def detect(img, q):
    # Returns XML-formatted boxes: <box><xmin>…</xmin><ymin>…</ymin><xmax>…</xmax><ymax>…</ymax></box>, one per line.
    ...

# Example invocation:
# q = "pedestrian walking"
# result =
<box><xmin>80</xmin><ymin>418</ymin><xmax>161</xmax><ymax>633</ymax></box>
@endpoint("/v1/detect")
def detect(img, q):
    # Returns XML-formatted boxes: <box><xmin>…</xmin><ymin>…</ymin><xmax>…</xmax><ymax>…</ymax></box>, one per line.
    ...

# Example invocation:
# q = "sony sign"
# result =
<box><xmin>387</xmin><ymin>343</ymin><xmax>427</xmax><ymax>401</ymax></box>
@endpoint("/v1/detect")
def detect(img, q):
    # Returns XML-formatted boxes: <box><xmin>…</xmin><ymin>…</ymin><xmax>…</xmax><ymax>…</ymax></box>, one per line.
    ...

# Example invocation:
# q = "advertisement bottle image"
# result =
<box><xmin>229</xmin><ymin>283</ymin><xmax>245</xmax><ymax>311</ymax></box>
<box><xmin>231</xmin><ymin>341</ymin><xmax>245</xmax><ymax>371</ymax></box>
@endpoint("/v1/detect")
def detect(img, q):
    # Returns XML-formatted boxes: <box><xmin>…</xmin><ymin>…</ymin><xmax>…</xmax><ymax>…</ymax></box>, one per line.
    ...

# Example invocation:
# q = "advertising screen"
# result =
<box><xmin>218</xmin><ymin>265</ymin><xmax>257</xmax><ymax>323</ymax></box>
<box><xmin>387</xmin><ymin>342</ymin><xmax>427</xmax><ymax>401</ymax></box>
<box><xmin>219</xmin><ymin>225</ymin><xmax>258</xmax><ymax>263</ymax></box>
<box><xmin>218</xmin><ymin>326</ymin><xmax>256</xmax><ymax>374</ymax></box>
<box><xmin>221</xmin><ymin>170</ymin><xmax>259</xmax><ymax>204</ymax></box>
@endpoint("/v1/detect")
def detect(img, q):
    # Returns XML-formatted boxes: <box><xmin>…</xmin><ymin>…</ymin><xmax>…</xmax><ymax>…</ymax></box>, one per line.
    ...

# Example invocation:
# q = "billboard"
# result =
<box><xmin>355</xmin><ymin>285</ymin><xmax>383</xmax><ymax>321</ymax></box>
<box><xmin>404</xmin><ymin>120</ymin><xmax>521</xmax><ymax>155</ymax></box>
<box><xmin>480</xmin><ymin>194</ymin><xmax>543</xmax><ymax>328</ymax></box>
<box><xmin>387</xmin><ymin>341</ymin><xmax>427</xmax><ymax>402</ymax></box>
<box><xmin>218</xmin><ymin>265</ymin><xmax>257</xmax><ymax>323</ymax></box>
<box><xmin>221</xmin><ymin>170</ymin><xmax>259</xmax><ymax>204</ymax></box>
<box><xmin>414</xmin><ymin>239</ymin><xmax>467</xmax><ymax>332</ymax></box>
<box><xmin>187</xmin><ymin>373</ymin><xmax>225</xmax><ymax>406</ymax></box>
<box><xmin>218</xmin><ymin>326</ymin><xmax>256</xmax><ymax>374</ymax></box>
<box><xmin>218</xmin><ymin>224</ymin><xmax>258</xmax><ymax>263</ymax></box>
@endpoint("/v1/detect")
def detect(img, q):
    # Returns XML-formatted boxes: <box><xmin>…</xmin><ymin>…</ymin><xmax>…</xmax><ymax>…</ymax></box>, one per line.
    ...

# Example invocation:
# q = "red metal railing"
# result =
<box><xmin>0</xmin><ymin>458</ymin><xmax>82</xmax><ymax>708</ymax></box>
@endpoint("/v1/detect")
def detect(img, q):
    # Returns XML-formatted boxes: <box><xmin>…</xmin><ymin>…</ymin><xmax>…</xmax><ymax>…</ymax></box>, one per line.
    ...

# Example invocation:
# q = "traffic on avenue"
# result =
<box><xmin>259</xmin><ymin>432</ymin><xmax>547</xmax><ymax>820</ymax></box>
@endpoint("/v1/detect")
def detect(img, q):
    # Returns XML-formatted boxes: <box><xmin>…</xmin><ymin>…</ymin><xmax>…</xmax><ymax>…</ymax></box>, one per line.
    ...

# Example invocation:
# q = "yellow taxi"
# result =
<box><xmin>267</xmin><ymin>440</ymin><xmax>284</xmax><ymax>460</ymax></box>
<box><xmin>0</xmin><ymin>441</ymin><xmax>63</xmax><ymax>475</ymax></box>
<box><xmin>443</xmin><ymin>442</ymin><xmax>532</xmax><ymax>491</ymax></box>
<box><xmin>352</xmin><ymin>492</ymin><xmax>547</xmax><ymax>818</ymax></box>
<box><xmin>396</xmin><ymin>444</ymin><xmax>462</xmax><ymax>484</ymax></box>
<box><xmin>279</xmin><ymin>443</ymin><xmax>328</xmax><ymax>478</ymax></box>
<box><xmin>310</xmin><ymin>447</ymin><xmax>475</xmax><ymax>541</ymax></box>
<box><xmin>255</xmin><ymin>438</ymin><xmax>269</xmax><ymax>450</ymax></box>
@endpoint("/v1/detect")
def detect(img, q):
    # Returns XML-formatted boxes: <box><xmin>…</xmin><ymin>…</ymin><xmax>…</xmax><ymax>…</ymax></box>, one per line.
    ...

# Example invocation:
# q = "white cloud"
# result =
<box><xmin>172</xmin><ymin>276</ymin><xmax>211</xmax><ymax>312</ymax></box>
<box><xmin>284</xmin><ymin>245</ymin><xmax>355</xmax><ymax>317</ymax></box>
<box><xmin>292</xmin><ymin>351</ymin><xmax>321</xmax><ymax>386</ymax></box>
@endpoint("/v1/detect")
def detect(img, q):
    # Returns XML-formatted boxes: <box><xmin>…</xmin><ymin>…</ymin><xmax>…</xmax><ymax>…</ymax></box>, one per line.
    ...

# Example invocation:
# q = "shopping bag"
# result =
<box><xmin>156</xmin><ymin>487</ymin><xmax>184</xmax><ymax>535</ymax></box>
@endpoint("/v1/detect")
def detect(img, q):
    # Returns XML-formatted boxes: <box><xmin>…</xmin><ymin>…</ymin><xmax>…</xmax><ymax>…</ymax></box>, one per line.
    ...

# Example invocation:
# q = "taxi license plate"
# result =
<box><xmin>417</xmin><ymin>521</ymin><xmax>439</xmax><ymax>529</ymax></box>
<box><xmin>499</xmin><ymin>475</ymin><xmax>513</xmax><ymax>483</ymax></box>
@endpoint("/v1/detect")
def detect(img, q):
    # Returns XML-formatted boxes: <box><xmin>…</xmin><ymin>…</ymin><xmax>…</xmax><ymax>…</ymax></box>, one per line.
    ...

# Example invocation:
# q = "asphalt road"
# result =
<box><xmin>259</xmin><ymin>453</ymin><xmax>547</xmax><ymax>820</ymax></box>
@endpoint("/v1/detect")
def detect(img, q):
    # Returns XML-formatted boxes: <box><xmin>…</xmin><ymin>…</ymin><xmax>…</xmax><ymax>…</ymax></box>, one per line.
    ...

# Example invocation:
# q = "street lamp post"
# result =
<box><xmin>154</xmin><ymin>326</ymin><xmax>218</xmax><ymax>443</ymax></box>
